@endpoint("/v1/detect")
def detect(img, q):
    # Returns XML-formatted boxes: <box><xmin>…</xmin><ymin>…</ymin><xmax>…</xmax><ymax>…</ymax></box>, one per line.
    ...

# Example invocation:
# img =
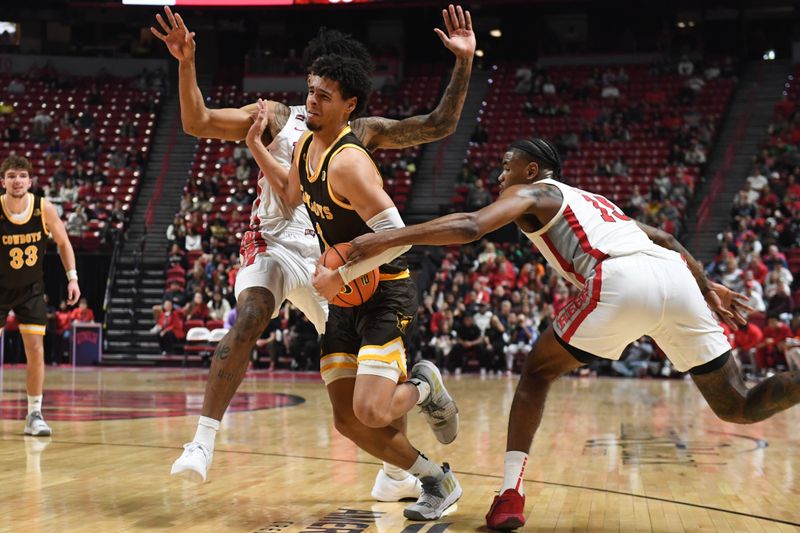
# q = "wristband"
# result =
<box><xmin>338</xmin><ymin>266</ymin><xmax>349</xmax><ymax>284</ymax></box>
<box><xmin>66</xmin><ymin>269</ymin><xmax>78</xmax><ymax>282</ymax></box>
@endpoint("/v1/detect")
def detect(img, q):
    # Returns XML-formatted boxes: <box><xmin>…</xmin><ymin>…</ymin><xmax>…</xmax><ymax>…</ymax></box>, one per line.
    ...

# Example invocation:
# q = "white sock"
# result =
<box><xmin>500</xmin><ymin>451</ymin><xmax>528</xmax><ymax>495</ymax></box>
<box><xmin>408</xmin><ymin>378</ymin><xmax>431</xmax><ymax>405</ymax></box>
<box><xmin>383</xmin><ymin>462</ymin><xmax>410</xmax><ymax>481</ymax></box>
<box><xmin>27</xmin><ymin>395</ymin><xmax>43</xmax><ymax>415</ymax></box>
<box><xmin>408</xmin><ymin>453</ymin><xmax>443</xmax><ymax>481</ymax></box>
<box><xmin>193</xmin><ymin>416</ymin><xmax>220</xmax><ymax>450</ymax></box>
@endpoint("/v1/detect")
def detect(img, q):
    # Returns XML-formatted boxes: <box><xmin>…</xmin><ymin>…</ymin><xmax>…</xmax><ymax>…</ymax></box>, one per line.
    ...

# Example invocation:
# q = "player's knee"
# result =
<box><xmin>231</xmin><ymin>304</ymin><xmax>270</xmax><ymax>343</ymax></box>
<box><xmin>333</xmin><ymin>413</ymin><xmax>362</xmax><ymax>440</ymax></box>
<box><xmin>352</xmin><ymin>401</ymin><xmax>391</xmax><ymax>429</ymax></box>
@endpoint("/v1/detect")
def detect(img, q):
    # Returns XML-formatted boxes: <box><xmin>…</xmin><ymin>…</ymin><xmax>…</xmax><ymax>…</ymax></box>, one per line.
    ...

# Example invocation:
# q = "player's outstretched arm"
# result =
<box><xmin>636</xmin><ymin>221</ymin><xmax>751</xmax><ymax>328</ymax></box>
<box><xmin>350</xmin><ymin>4</ymin><xmax>475</xmax><ymax>150</ymax></box>
<box><xmin>151</xmin><ymin>6</ymin><xmax>290</xmax><ymax>141</ymax></box>
<box><xmin>43</xmin><ymin>200</ymin><xmax>80</xmax><ymax>305</ymax></box>
<box><xmin>347</xmin><ymin>184</ymin><xmax>539</xmax><ymax>263</ymax></box>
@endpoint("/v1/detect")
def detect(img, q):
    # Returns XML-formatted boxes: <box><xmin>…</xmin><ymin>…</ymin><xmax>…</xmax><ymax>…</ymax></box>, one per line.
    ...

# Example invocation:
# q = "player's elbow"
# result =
<box><xmin>426</xmin><ymin>112</ymin><xmax>457</xmax><ymax>140</ymax></box>
<box><xmin>459</xmin><ymin>213</ymin><xmax>483</xmax><ymax>242</ymax></box>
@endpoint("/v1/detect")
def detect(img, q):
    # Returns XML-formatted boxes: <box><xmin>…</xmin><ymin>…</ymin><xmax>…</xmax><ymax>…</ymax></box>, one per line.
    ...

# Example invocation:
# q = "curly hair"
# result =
<box><xmin>310</xmin><ymin>54</ymin><xmax>372</xmax><ymax>119</ymax></box>
<box><xmin>302</xmin><ymin>27</ymin><xmax>374</xmax><ymax>75</ymax></box>
<box><xmin>0</xmin><ymin>155</ymin><xmax>32</xmax><ymax>177</ymax></box>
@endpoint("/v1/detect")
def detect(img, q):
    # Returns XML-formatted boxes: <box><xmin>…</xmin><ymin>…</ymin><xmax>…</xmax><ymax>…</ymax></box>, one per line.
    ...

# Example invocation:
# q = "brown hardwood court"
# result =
<box><xmin>0</xmin><ymin>366</ymin><xmax>798</xmax><ymax>532</ymax></box>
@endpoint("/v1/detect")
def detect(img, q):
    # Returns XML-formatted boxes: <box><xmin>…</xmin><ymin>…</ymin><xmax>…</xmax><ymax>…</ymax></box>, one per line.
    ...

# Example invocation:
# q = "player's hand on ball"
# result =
<box><xmin>151</xmin><ymin>6</ymin><xmax>196</xmax><ymax>62</ymax></box>
<box><xmin>313</xmin><ymin>264</ymin><xmax>344</xmax><ymax>303</ymax></box>
<box><xmin>348</xmin><ymin>233</ymin><xmax>390</xmax><ymax>264</ymax></box>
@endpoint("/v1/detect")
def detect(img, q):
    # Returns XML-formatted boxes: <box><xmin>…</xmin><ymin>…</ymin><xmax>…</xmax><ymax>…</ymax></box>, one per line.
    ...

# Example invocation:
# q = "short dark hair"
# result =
<box><xmin>302</xmin><ymin>27</ymin><xmax>374</xmax><ymax>75</ymax></box>
<box><xmin>509</xmin><ymin>138</ymin><xmax>562</xmax><ymax>178</ymax></box>
<box><xmin>310</xmin><ymin>54</ymin><xmax>372</xmax><ymax>118</ymax></box>
<box><xmin>1</xmin><ymin>155</ymin><xmax>32</xmax><ymax>176</ymax></box>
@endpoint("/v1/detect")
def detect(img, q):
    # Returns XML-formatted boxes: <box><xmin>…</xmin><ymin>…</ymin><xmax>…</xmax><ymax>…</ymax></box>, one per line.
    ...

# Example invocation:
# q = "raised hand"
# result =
<box><xmin>434</xmin><ymin>4</ymin><xmax>476</xmax><ymax>60</ymax></box>
<box><xmin>150</xmin><ymin>6</ymin><xmax>196</xmax><ymax>62</ymax></box>
<box><xmin>246</xmin><ymin>99</ymin><xmax>270</xmax><ymax>145</ymax></box>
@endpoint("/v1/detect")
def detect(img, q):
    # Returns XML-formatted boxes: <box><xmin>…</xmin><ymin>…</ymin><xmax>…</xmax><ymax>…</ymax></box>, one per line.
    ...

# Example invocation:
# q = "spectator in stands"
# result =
<box><xmin>70</xmin><ymin>298</ymin><xmax>94</xmax><ymax>323</ymax></box>
<box><xmin>183</xmin><ymin>292</ymin><xmax>209</xmax><ymax>322</ymax></box>
<box><xmin>756</xmin><ymin>315</ymin><xmax>792</xmax><ymax>373</ymax></box>
<box><xmin>763</xmin><ymin>244</ymin><xmax>788</xmax><ymax>270</ymax></box>
<box><xmin>452</xmin><ymin>313</ymin><xmax>487</xmax><ymax>375</ymax></box>
<box><xmin>766</xmin><ymin>283</ymin><xmax>794</xmax><ymax>319</ymax></box>
<box><xmin>51</xmin><ymin>300</ymin><xmax>72</xmax><ymax>364</ymax></box>
<box><xmin>66</xmin><ymin>204</ymin><xmax>89</xmax><ymax>237</ymax></box>
<box><xmin>207</xmin><ymin>290</ymin><xmax>231</xmax><ymax>322</ymax></box>
<box><xmin>466</xmin><ymin>179</ymin><xmax>492</xmax><ymax>211</ymax></box>
<box><xmin>730</xmin><ymin>322</ymin><xmax>763</xmax><ymax>374</ymax></box>
<box><xmin>471</xmin><ymin>122</ymin><xmax>489</xmax><ymax>144</ymax></box>
<box><xmin>742</xmin><ymin>279</ymin><xmax>766</xmax><ymax>313</ymax></box>
<box><xmin>109</xmin><ymin>147</ymin><xmax>127</xmax><ymax>170</ymax></box>
<box><xmin>230</xmin><ymin>187</ymin><xmax>251</xmax><ymax>207</ymax></box>
<box><xmin>747</xmin><ymin>166</ymin><xmax>769</xmax><ymax>192</ymax></box>
<box><xmin>514</xmin><ymin>65</ymin><xmax>532</xmax><ymax>93</ymax></box>
<box><xmin>235</xmin><ymin>158</ymin><xmax>251</xmax><ymax>180</ymax></box>
<box><xmin>677</xmin><ymin>55</ymin><xmax>694</xmax><ymax>76</ymax></box>
<box><xmin>164</xmin><ymin>279</ymin><xmax>187</xmax><ymax>307</ymax></box>
<box><xmin>3</xmin><ymin>117</ymin><xmax>20</xmax><ymax>142</ymax></box>
<box><xmin>59</xmin><ymin>178</ymin><xmax>79</xmax><ymax>204</ymax></box>
<box><xmin>30</xmin><ymin>109</ymin><xmax>52</xmax><ymax>142</ymax></box>
<box><xmin>155</xmin><ymin>299</ymin><xmax>184</xmax><ymax>354</ymax></box>
<box><xmin>185</xmin><ymin>226</ymin><xmax>202</xmax><ymax>251</ymax></box>
<box><xmin>6</xmin><ymin>78</ymin><xmax>24</xmax><ymax>94</ymax></box>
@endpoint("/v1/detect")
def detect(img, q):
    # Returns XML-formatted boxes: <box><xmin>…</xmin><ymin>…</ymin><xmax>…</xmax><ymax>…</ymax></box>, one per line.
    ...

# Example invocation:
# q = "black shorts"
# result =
<box><xmin>0</xmin><ymin>280</ymin><xmax>47</xmax><ymax>335</ymax></box>
<box><xmin>320</xmin><ymin>276</ymin><xmax>418</xmax><ymax>383</ymax></box>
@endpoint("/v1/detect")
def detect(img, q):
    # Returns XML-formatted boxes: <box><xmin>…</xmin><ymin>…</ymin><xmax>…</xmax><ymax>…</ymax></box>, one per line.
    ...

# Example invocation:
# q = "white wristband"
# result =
<box><xmin>66</xmin><ymin>269</ymin><xmax>78</xmax><ymax>281</ymax></box>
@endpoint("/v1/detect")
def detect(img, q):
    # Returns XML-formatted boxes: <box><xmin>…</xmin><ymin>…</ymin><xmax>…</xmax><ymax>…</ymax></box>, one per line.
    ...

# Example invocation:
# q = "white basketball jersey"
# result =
<box><xmin>522</xmin><ymin>178</ymin><xmax>672</xmax><ymax>288</ymax></box>
<box><xmin>249</xmin><ymin>105</ymin><xmax>314</xmax><ymax>240</ymax></box>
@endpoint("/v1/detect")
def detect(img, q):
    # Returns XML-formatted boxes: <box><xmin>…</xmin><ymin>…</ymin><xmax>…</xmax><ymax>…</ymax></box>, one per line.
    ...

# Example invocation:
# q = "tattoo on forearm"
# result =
<box><xmin>356</xmin><ymin>57</ymin><xmax>471</xmax><ymax>149</ymax></box>
<box><xmin>216</xmin><ymin>369</ymin><xmax>236</xmax><ymax>382</ymax></box>
<box><xmin>269</xmin><ymin>103</ymin><xmax>291</xmax><ymax>140</ymax></box>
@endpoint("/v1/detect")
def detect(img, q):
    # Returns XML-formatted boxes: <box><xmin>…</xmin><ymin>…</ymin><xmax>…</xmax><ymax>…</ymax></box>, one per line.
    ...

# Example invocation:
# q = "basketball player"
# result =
<box><xmin>0</xmin><ymin>155</ymin><xmax>81</xmax><ymax>437</ymax></box>
<box><xmin>152</xmin><ymin>5</ymin><xmax>474</xmax><ymax>501</ymax></box>
<box><xmin>344</xmin><ymin>138</ymin><xmax>799</xmax><ymax>530</ymax></box>
<box><xmin>256</xmin><ymin>53</ymin><xmax>461</xmax><ymax>521</ymax></box>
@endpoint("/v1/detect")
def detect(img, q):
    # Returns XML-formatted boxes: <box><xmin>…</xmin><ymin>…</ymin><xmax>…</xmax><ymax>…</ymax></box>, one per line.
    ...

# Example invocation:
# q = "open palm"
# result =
<box><xmin>435</xmin><ymin>4</ymin><xmax>476</xmax><ymax>60</ymax></box>
<box><xmin>150</xmin><ymin>6</ymin><xmax>196</xmax><ymax>62</ymax></box>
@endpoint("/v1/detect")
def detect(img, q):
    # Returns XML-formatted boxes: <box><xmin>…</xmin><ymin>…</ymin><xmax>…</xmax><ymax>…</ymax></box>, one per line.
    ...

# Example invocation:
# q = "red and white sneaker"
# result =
<box><xmin>485</xmin><ymin>489</ymin><xmax>526</xmax><ymax>530</ymax></box>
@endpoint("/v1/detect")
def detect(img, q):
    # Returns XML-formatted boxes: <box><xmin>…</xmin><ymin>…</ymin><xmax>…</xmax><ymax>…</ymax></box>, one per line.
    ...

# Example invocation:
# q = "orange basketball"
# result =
<box><xmin>319</xmin><ymin>243</ymin><xmax>380</xmax><ymax>307</ymax></box>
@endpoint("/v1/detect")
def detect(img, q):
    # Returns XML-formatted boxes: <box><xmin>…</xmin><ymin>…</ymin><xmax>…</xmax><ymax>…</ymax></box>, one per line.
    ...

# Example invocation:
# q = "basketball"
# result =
<box><xmin>319</xmin><ymin>243</ymin><xmax>379</xmax><ymax>307</ymax></box>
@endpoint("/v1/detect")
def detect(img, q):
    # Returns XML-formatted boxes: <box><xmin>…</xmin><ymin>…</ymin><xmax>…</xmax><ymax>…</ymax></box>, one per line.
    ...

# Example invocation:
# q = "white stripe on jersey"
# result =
<box><xmin>249</xmin><ymin>104</ymin><xmax>315</xmax><ymax>243</ymax></box>
<box><xmin>522</xmin><ymin>178</ymin><xmax>672</xmax><ymax>288</ymax></box>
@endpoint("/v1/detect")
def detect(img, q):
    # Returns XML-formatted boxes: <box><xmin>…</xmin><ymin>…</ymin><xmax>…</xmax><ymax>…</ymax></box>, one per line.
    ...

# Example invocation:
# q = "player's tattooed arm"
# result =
<box><xmin>351</xmin><ymin>4</ymin><xmax>475</xmax><ymax>150</ymax></box>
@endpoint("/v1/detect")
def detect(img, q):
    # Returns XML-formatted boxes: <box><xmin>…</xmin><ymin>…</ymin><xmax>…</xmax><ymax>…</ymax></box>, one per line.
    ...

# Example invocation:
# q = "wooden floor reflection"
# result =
<box><xmin>1</xmin><ymin>365</ymin><xmax>799</xmax><ymax>532</ymax></box>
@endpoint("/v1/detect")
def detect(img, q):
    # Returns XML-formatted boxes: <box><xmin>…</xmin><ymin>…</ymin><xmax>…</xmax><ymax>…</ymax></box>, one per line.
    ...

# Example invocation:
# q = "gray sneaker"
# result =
<box><xmin>410</xmin><ymin>360</ymin><xmax>459</xmax><ymax>444</ymax></box>
<box><xmin>24</xmin><ymin>411</ymin><xmax>52</xmax><ymax>436</ymax></box>
<box><xmin>403</xmin><ymin>463</ymin><xmax>462</xmax><ymax>520</ymax></box>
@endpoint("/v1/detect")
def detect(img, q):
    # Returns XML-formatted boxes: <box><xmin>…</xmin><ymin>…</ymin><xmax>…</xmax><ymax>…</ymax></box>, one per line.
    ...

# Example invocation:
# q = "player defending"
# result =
<box><xmin>0</xmin><ymin>156</ymin><xmax>80</xmax><ymax>437</ymax></box>
<box><xmin>345</xmin><ymin>138</ymin><xmax>800</xmax><ymax>530</ymax></box>
<box><xmin>152</xmin><ymin>5</ymin><xmax>474</xmax><ymax>500</ymax></box>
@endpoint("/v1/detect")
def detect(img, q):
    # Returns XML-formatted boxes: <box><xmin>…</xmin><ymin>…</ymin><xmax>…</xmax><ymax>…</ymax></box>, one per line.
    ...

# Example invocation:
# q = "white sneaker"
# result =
<box><xmin>24</xmin><ymin>411</ymin><xmax>52</xmax><ymax>436</ymax></box>
<box><xmin>371</xmin><ymin>468</ymin><xmax>422</xmax><ymax>502</ymax></box>
<box><xmin>170</xmin><ymin>442</ymin><xmax>213</xmax><ymax>482</ymax></box>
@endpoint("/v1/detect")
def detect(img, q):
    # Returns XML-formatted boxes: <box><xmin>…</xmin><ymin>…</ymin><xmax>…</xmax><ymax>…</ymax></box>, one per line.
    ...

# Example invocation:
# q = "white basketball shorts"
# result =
<box><xmin>234</xmin><ymin>230</ymin><xmax>328</xmax><ymax>334</ymax></box>
<box><xmin>553</xmin><ymin>250</ymin><xmax>732</xmax><ymax>372</ymax></box>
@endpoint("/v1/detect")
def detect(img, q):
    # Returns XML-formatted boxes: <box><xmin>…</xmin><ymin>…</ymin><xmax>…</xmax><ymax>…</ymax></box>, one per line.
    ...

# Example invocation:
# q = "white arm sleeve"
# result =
<box><xmin>338</xmin><ymin>207</ymin><xmax>411</xmax><ymax>283</ymax></box>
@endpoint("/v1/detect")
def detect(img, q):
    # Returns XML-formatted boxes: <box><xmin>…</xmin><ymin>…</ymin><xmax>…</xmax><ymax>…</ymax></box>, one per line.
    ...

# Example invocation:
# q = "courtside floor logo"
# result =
<box><xmin>584</xmin><ymin>423</ymin><xmax>768</xmax><ymax>466</ymax></box>
<box><xmin>254</xmin><ymin>508</ymin><xmax>455</xmax><ymax>532</ymax></box>
<box><xmin>0</xmin><ymin>389</ymin><xmax>304</xmax><ymax>421</ymax></box>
